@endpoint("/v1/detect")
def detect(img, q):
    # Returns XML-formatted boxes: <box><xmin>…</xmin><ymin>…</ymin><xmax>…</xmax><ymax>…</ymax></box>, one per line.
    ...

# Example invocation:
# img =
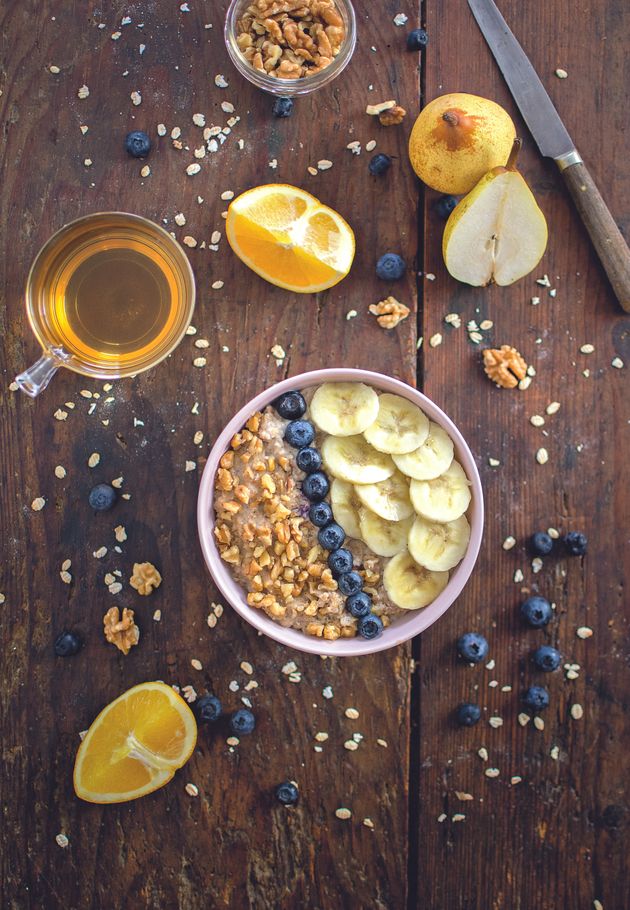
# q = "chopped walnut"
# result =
<box><xmin>236</xmin><ymin>0</ymin><xmax>345</xmax><ymax>80</ymax></box>
<box><xmin>103</xmin><ymin>607</ymin><xmax>139</xmax><ymax>655</ymax></box>
<box><xmin>130</xmin><ymin>562</ymin><xmax>162</xmax><ymax>595</ymax></box>
<box><xmin>379</xmin><ymin>104</ymin><xmax>406</xmax><ymax>126</ymax></box>
<box><xmin>482</xmin><ymin>345</ymin><xmax>528</xmax><ymax>389</ymax></box>
<box><xmin>368</xmin><ymin>296</ymin><xmax>410</xmax><ymax>329</ymax></box>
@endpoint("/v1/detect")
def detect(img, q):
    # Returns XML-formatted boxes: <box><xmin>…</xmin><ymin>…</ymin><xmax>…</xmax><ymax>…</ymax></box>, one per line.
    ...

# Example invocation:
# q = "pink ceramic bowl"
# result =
<box><xmin>197</xmin><ymin>368</ymin><xmax>484</xmax><ymax>656</ymax></box>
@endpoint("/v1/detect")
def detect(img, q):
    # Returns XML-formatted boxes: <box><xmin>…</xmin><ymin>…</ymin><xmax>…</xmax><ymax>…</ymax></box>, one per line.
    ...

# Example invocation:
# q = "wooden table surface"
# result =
<box><xmin>1</xmin><ymin>1</ymin><xmax>629</xmax><ymax>908</ymax></box>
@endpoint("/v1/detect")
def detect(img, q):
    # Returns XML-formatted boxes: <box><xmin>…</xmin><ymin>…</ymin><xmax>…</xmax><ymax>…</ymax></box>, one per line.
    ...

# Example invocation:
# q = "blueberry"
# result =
<box><xmin>296</xmin><ymin>447</ymin><xmax>322</xmax><ymax>474</ymax></box>
<box><xmin>125</xmin><ymin>130</ymin><xmax>151</xmax><ymax>158</ymax></box>
<box><xmin>346</xmin><ymin>591</ymin><xmax>372</xmax><ymax>618</ymax></box>
<box><xmin>284</xmin><ymin>419</ymin><xmax>315</xmax><ymax>448</ymax></box>
<box><xmin>229</xmin><ymin>708</ymin><xmax>256</xmax><ymax>735</ymax></box>
<box><xmin>455</xmin><ymin>703</ymin><xmax>481</xmax><ymax>726</ymax></box>
<box><xmin>195</xmin><ymin>694</ymin><xmax>223</xmax><ymax>723</ymax></box>
<box><xmin>563</xmin><ymin>531</ymin><xmax>587</xmax><ymax>556</ymax></box>
<box><xmin>457</xmin><ymin>632</ymin><xmax>489</xmax><ymax>664</ymax></box>
<box><xmin>54</xmin><ymin>631</ymin><xmax>82</xmax><ymax>657</ymax></box>
<box><xmin>328</xmin><ymin>547</ymin><xmax>354</xmax><ymax>577</ymax></box>
<box><xmin>520</xmin><ymin>596</ymin><xmax>553</xmax><ymax>628</ymax></box>
<box><xmin>88</xmin><ymin>483</ymin><xmax>117</xmax><ymax>511</ymax></box>
<box><xmin>358</xmin><ymin>614</ymin><xmax>383</xmax><ymax>639</ymax></box>
<box><xmin>522</xmin><ymin>686</ymin><xmax>550</xmax><ymax>711</ymax></box>
<box><xmin>432</xmin><ymin>195</ymin><xmax>458</xmax><ymax>219</ymax></box>
<box><xmin>275</xmin><ymin>780</ymin><xmax>299</xmax><ymax>805</ymax></box>
<box><xmin>406</xmin><ymin>27</ymin><xmax>429</xmax><ymax>51</ymax></box>
<box><xmin>272</xmin><ymin>96</ymin><xmax>294</xmax><ymax>118</ymax></box>
<box><xmin>273</xmin><ymin>391</ymin><xmax>306</xmax><ymax>420</ymax></box>
<box><xmin>309</xmin><ymin>501</ymin><xmax>333</xmax><ymax>527</ymax></box>
<box><xmin>532</xmin><ymin>645</ymin><xmax>561</xmax><ymax>672</ymax></box>
<box><xmin>368</xmin><ymin>153</ymin><xmax>392</xmax><ymax>176</ymax></box>
<box><xmin>376</xmin><ymin>253</ymin><xmax>406</xmax><ymax>281</ymax></box>
<box><xmin>529</xmin><ymin>531</ymin><xmax>554</xmax><ymax>556</ymax></box>
<box><xmin>337</xmin><ymin>570</ymin><xmax>363</xmax><ymax>596</ymax></box>
<box><xmin>302</xmin><ymin>471</ymin><xmax>330</xmax><ymax>502</ymax></box>
<box><xmin>318</xmin><ymin>522</ymin><xmax>345</xmax><ymax>551</ymax></box>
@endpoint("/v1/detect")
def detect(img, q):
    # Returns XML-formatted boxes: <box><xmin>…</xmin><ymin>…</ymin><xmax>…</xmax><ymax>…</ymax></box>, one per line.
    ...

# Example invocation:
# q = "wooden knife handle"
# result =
<box><xmin>561</xmin><ymin>160</ymin><xmax>630</xmax><ymax>312</ymax></box>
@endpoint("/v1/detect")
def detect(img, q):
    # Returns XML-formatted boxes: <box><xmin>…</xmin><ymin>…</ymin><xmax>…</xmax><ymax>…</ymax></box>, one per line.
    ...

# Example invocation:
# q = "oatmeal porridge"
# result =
<box><xmin>214</xmin><ymin>382</ymin><xmax>472</xmax><ymax>640</ymax></box>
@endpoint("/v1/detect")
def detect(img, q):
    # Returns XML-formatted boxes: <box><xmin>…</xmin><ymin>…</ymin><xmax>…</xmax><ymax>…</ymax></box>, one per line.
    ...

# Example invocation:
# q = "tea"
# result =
<box><xmin>17</xmin><ymin>212</ymin><xmax>195</xmax><ymax>395</ymax></box>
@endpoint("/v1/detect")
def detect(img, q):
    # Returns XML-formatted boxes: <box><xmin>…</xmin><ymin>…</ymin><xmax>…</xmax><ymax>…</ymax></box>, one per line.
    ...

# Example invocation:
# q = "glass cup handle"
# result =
<box><xmin>15</xmin><ymin>349</ymin><xmax>68</xmax><ymax>397</ymax></box>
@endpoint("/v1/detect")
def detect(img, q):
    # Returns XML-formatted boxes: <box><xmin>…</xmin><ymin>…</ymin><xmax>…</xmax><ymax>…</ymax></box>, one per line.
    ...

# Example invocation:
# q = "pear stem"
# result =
<box><xmin>442</xmin><ymin>110</ymin><xmax>459</xmax><ymax>126</ymax></box>
<box><xmin>506</xmin><ymin>138</ymin><xmax>522</xmax><ymax>170</ymax></box>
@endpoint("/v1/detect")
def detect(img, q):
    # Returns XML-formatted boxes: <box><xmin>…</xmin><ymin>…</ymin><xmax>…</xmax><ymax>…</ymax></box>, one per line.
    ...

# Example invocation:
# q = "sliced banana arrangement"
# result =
<box><xmin>311</xmin><ymin>383</ymin><xmax>473</xmax><ymax>612</ymax></box>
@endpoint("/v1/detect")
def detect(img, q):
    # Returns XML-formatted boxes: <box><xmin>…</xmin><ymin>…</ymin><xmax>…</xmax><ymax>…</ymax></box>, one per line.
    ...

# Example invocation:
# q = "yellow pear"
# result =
<box><xmin>442</xmin><ymin>139</ymin><xmax>548</xmax><ymax>286</ymax></box>
<box><xmin>408</xmin><ymin>92</ymin><xmax>516</xmax><ymax>194</ymax></box>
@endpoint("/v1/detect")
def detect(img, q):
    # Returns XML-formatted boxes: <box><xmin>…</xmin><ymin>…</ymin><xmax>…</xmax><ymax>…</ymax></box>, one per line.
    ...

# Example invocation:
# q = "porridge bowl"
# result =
<box><xmin>197</xmin><ymin>368</ymin><xmax>484</xmax><ymax>656</ymax></box>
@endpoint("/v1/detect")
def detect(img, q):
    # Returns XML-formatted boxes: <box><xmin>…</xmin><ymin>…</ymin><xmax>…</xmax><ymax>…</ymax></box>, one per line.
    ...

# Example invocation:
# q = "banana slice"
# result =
<box><xmin>321</xmin><ymin>435</ymin><xmax>395</xmax><ymax>484</ymax></box>
<box><xmin>354</xmin><ymin>470</ymin><xmax>414</xmax><ymax>522</ymax></box>
<box><xmin>359</xmin><ymin>509</ymin><xmax>413</xmax><ymax>557</ymax></box>
<box><xmin>310</xmin><ymin>382</ymin><xmax>380</xmax><ymax>437</ymax></box>
<box><xmin>410</xmin><ymin>460</ymin><xmax>471</xmax><ymax>523</ymax></box>
<box><xmin>408</xmin><ymin>514</ymin><xmax>471</xmax><ymax>571</ymax></box>
<box><xmin>393</xmin><ymin>421</ymin><xmax>454</xmax><ymax>480</ymax></box>
<box><xmin>330</xmin><ymin>479</ymin><xmax>362</xmax><ymax>539</ymax></box>
<box><xmin>363</xmin><ymin>393</ymin><xmax>430</xmax><ymax>454</ymax></box>
<box><xmin>383</xmin><ymin>550</ymin><xmax>449</xmax><ymax>610</ymax></box>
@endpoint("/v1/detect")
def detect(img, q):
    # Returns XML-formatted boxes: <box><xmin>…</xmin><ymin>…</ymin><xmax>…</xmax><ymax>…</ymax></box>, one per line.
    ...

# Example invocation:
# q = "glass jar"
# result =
<box><xmin>224</xmin><ymin>0</ymin><xmax>356</xmax><ymax>97</ymax></box>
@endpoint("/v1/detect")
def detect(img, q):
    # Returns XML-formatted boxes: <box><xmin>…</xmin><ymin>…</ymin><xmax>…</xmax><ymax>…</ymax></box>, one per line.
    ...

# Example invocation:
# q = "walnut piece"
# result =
<box><xmin>379</xmin><ymin>104</ymin><xmax>406</xmax><ymax>126</ymax></box>
<box><xmin>368</xmin><ymin>296</ymin><xmax>410</xmax><ymax>330</ymax></box>
<box><xmin>103</xmin><ymin>607</ymin><xmax>139</xmax><ymax>655</ymax></box>
<box><xmin>482</xmin><ymin>345</ymin><xmax>528</xmax><ymax>389</ymax></box>
<box><xmin>130</xmin><ymin>562</ymin><xmax>162</xmax><ymax>595</ymax></box>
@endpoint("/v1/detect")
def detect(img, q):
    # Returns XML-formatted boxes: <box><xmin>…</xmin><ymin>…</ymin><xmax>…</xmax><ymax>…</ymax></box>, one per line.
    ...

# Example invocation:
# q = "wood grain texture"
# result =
<box><xmin>0</xmin><ymin>2</ymin><xmax>418</xmax><ymax>908</ymax></box>
<box><xmin>562</xmin><ymin>160</ymin><xmax>630</xmax><ymax>311</ymax></box>
<box><xmin>417</xmin><ymin>1</ymin><xmax>630</xmax><ymax>909</ymax></box>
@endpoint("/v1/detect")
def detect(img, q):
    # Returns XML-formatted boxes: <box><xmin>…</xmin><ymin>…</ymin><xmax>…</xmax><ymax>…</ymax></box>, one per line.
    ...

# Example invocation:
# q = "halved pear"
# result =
<box><xmin>442</xmin><ymin>139</ymin><xmax>548</xmax><ymax>286</ymax></box>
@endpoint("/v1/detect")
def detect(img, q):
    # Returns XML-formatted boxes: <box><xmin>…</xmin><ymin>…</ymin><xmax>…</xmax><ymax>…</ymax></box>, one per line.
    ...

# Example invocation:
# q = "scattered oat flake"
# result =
<box><xmin>111</xmin><ymin>476</ymin><xmax>123</xmax><ymax>489</ymax></box>
<box><xmin>49</xmin><ymin>64</ymin><xmax>61</xmax><ymax>74</ymax></box>
<box><xmin>212</xmin><ymin>280</ymin><xmax>224</xmax><ymax>290</ymax></box>
<box><xmin>221</xmin><ymin>190</ymin><xmax>234</xmax><ymax>200</ymax></box>
<box><xmin>455</xmin><ymin>791</ymin><xmax>474</xmax><ymax>801</ymax></box>
<box><xmin>77</xmin><ymin>84</ymin><xmax>89</xmax><ymax>99</ymax></box>
<box><xmin>240</xmin><ymin>661</ymin><xmax>254</xmax><ymax>675</ymax></box>
<box><xmin>511</xmin><ymin>776</ymin><xmax>523</xmax><ymax>785</ymax></box>
<box><xmin>489</xmin><ymin>457</ymin><xmax>500</xmax><ymax>467</ymax></box>
<box><xmin>314</xmin><ymin>732</ymin><xmax>329</xmax><ymax>742</ymax></box>
<box><xmin>485</xmin><ymin>659</ymin><xmax>495</xmax><ymax>670</ymax></box>
<box><xmin>317</xmin><ymin>159</ymin><xmax>333</xmax><ymax>170</ymax></box>
<box><xmin>532</xmin><ymin>557</ymin><xmax>543</xmax><ymax>574</ymax></box>
<box><xmin>580</xmin><ymin>343</ymin><xmax>595</xmax><ymax>354</ymax></box>
<box><xmin>192</xmin><ymin>113</ymin><xmax>206</xmax><ymax>127</ymax></box>
<box><xmin>0</xmin><ymin>594</ymin><xmax>5</xmax><ymax>605</ymax></box>
<box><xmin>485</xmin><ymin>768</ymin><xmax>500</xmax><ymax>778</ymax></box>
<box><xmin>513</xmin><ymin>568</ymin><xmax>524</xmax><ymax>583</ymax></box>
<box><xmin>555</xmin><ymin>68</ymin><xmax>568</xmax><ymax>78</ymax></box>
<box><xmin>307</xmin><ymin>166</ymin><xmax>318</xmax><ymax>176</ymax></box>
<box><xmin>54</xmin><ymin>408</ymin><xmax>68</xmax><ymax>421</ymax></box>
<box><xmin>108</xmin><ymin>582</ymin><xmax>123</xmax><ymax>594</ymax></box>
<box><xmin>536</xmin><ymin>274</ymin><xmax>551</xmax><ymax>287</ymax></box>
<box><xmin>478</xmin><ymin>747</ymin><xmax>489</xmax><ymax>761</ymax></box>
<box><xmin>193</xmin><ymin>357</ymin><xmax>207</xmax><ymax>368</ymax></box>
<box><xmin>215</xmin><ymin>74</ymin><xmax>229</xmax><ymax>88</ymax></box>
<box><xmin>429</xmin><ymin>333</ymin><xmax>443</xmax><ymax>347</ymax></box>
<box><xmin>479</xmin><ymin>319</ymin><xmax>493</xmax><ymax>330</ymax></box>
<box><xmin>87</xmin><ymin>452</ymin><xmax>100</xmax><ymax>468</ymax></box>
<box><xmin>488</xmin><ymin>716</ymin><xmax>503</xmax><ymax>728</ymax></box>
<box><xmin>363</xmin><ymin>817</ymin><xmax>375</xmax><ymax>829</ymax></box>
<box><xmin>183</xmin><ymin>236</ymin><xmax>197</xmax><ymax>248</ymax></box>
<box><xmin>186</xmin><ymin>163</ymin><xmax>201</xmax><ymax>176</ymax></box>
<box><xmin>31</xmin><ymin>497</ymin><xmax>46</xmax><ymax>511</ymax></box>
<box><xmin>377</xmin><ymin>738</ymin><xmax>388</xmax><ymax>747</ymax></box>
<box><xmin>322</xmin><ymin>686</ymin><xmax>333</xmax><ymax>699</ymax></box>
<box><xmin>153</xmin><ymin>609</ymin><xmax>161</xmax><ymax>621</ymax></box>
<box><xmin>550</xmin><ymin>745</ymin><xmax>560</xmax><ymax>760</ymax></box>
<box><xmin>270</xmin><ymin>344</ymin><xmax>286</xmax><ymax>363</ymax></box>
<box><xmin>191</xmin><ymin>659</ymin><xmax>203</xmax><ymax>671</ymax></box>
<box><xmin>546</xmin><ymin>401</ymin><xmax>561</xmax><ymax>415</ymax></box>
<box><xmin>502</xmin><ymin>535</ymin><xmax>516</xmax><ymax>550</ymax></box>
<box><xmin>365</xmin><ymin>139</ymin><xmax>377</xmax><ymax>152</ymax></box>
<box><xmin>536</xmin><ymin>448</ymin><xmax>549</xmax><ymax>465</ymax></box>
<box><xmin>211</xmin><ymin>230</ymin><xmax>222</xmax><ymax>244</ymax></box>
<box><xmin>452</xmin><ymin>814</ymin><xmax>466</xmax><ymax>823</ymax></box>
<box><xmin>530</xmin><ymin>414</ymin><xmax>545</xmax><ymax>427</ymax></box>
<box><xmin>185</xmin><ymin>461</ymin><xmax>196</xmax><ymax>472</ymax></box>
<box><xmin>534</xmin><ymin>716</ymin><xmax>545</xmax><ymax>731</ymax></box>
<box><xmin>60</xmin><ymin>571</ymin><xmax>72</xmax><ymax>584</ymax></box>
<box><xmin>140</xmin><ymin>165</ymin><xmax>150</xmax><ymax>178</ymax></box>
<box><xmin>593</xmin><ymin>901</ymin><xmax>604</xmax><ymax>910</ymax></box>
<box><xmin>576</xmin><ymin>626</ymin><xmax>593</xmax><ymax>639</ymax></box>
<box><xmin>55</xmin><ymin>833</ymin><xmax>69</xmax><ymax>848</ymax></box>
<box><xmin>185</xmin><ymin>783</ymin><xmax>199</xmax><ymax>797</ymax></box>
<box><xmin>130</xmin><ymin>91</ymin><xmax>142</xmax><ymax>106</ymax></box>
<box><xmin>437</xmin><ymin>813</ymin><xmax>447</xmax><ymax>823</ymax></box>
<box><xmin>570</xmin><ymin>703</ymin><xmax>584</xmax><ymax>720</ymax></box>
<box><xmin>344</xmin><ymin>739</ymin><xmax>359</xmax><ymax>751</ymax></box>
<box><xmin>335</xmin><ymin>808</ymin><xmax>351</xmax><ymax>820</ymax></box>
<box><xmin>345</xmin><ymin>708</ymin><xmax>360</xmax><ymax>720</ymax></box>
<box><xmin>54</xmin><ymin>465</ymin><xmax>67</xmax><ymax>479</ymax></box>
<box><xmin>444</xmin><ymin>313</ymin><xmax>461</xmax><ymax>328</ymax></box>
<box><xmin>221</xmin><ymin>101</ymin><xmax>235</xmax><ymax>114</ymax></box>
<box><xmin>611</xmin><ymin>356</ymin><xmax>624</xmax><ymax>369</ymax></box>
<box><xmin>93</xmin><ymin>546</ymin><xmax>107</xmax><ymax>559</ymax></box>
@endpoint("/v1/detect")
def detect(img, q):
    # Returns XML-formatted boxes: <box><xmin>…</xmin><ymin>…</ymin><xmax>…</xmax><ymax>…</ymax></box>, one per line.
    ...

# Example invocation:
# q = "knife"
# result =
<box><xmin>468</xmin><ymin>0</ymin><xmax>630</xmax><ymax>312</ymax></box>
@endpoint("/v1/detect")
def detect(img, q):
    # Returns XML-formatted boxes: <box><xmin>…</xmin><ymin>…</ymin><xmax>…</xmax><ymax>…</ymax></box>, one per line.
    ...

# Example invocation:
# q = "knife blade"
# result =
<box><xmin>468</xmin><ymin>0</ymin><xmax>630</xmax><ymax>311</ymax></box>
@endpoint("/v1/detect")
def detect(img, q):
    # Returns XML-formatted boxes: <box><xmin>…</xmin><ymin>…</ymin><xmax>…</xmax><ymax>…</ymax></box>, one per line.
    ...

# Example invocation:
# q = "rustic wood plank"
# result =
<box><xmin>0</xmin><ymin>2</ymin><xmax>421</xmax><ymax>908</ymax></box>
<box><xmin>416</xmin><ymin>1</ymin><xmax>630</xmax><ymax>908</ymax></box>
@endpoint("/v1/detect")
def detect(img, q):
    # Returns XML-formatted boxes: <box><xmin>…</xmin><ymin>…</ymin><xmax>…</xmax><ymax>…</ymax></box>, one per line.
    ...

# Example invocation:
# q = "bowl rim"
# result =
<box><xmin>197</xmin><ymin>368</ymin><xmax>484</xmax><ymax>656</ymax></box>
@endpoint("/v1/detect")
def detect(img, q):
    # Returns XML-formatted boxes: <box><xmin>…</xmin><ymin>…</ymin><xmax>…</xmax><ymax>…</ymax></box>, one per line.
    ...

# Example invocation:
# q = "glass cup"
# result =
<box><xmin>224</xmin><ymin>0</ymin><xmax>356</xmax><ymax>97</ymax></box>
<box><xmin>15</xmin><ymin>212</ymin><xmax>196</xmax><ymax>397</ymax></box>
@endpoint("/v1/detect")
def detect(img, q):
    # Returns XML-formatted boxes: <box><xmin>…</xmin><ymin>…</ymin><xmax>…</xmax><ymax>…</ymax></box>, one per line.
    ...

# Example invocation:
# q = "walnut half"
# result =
<box><xmin>130</xmin><ymin>562</ymin><xmax>162</xmax><ymax>595</ymax></box>
<box><xmin>103</xmin><ymin>607</ymin><xmax>139</xmax><ymax>655</ymax></box>
<box><xmin>482</xmin><ymin>345</ymin><xmax>528</xmax><ymax>389</ymax></box>
<box><xmin>368</xmin><ymin>296</ymin><xmax>410</xmax><ymax>330</ymax></box>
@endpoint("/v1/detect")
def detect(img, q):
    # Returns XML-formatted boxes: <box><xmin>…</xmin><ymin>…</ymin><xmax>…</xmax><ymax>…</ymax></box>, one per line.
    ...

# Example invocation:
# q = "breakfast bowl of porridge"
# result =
<box><xmin>197</xmin><ymin>368</ymin><xmax>484</xmax><ymax>656</ymax></box>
